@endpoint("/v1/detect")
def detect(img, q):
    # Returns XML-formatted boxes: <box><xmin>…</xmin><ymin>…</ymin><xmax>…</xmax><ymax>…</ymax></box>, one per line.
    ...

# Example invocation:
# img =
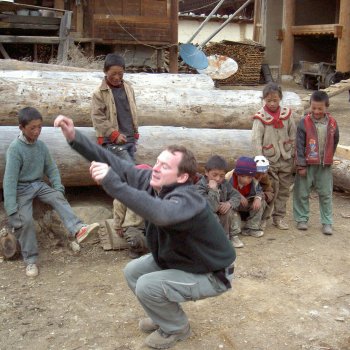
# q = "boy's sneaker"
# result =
<box><xmin>272</xmin><ymin>217</ymin><xmax>289</xmax><ymax>230</ymax></box>
<box><xmin>322</xmin><ymin>224</ymin><xmax>333</xmax><ymax>235</ymax></box>
<box><xmin>297</xmin><ymin>221</ymin><xmax>308</xmax><ymax>231</ymax></box>
<box><xmin>145</xmin><ymin>325</ymin><xmax>191</xmax><ymax>349</ymax></box>
<box><xmin>242</xmin><ymin>228</ymin><xmax>264</xmax><ymax>238</ymax></box>
<box><xmin>75</xmin><ymin>223</ymin><xmax>100</xmax><ymax>244</ymax></box>
<box><xmin>26</xmin><ymin>263</ymin><xmax>39</xmax><ymax>277</ymax></box>
<box><xmin>139</xmin><ymin>318</ymin><xmax>159</xmax><ymax>333</ymax></box>
<box><xmin>231</xmin><ymin>235</ymin><xmax>244</xmax><ymax>248</ymax></box>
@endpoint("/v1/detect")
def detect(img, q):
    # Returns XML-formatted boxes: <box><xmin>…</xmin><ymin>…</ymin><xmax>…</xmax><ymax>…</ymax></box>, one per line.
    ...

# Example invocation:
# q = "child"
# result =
<box><xmin>91</xmin><ymin>53</ymin><xmax>139</xmax><ymax>163</ymax></box>
<box><xmin>196</xmin><ymin>155</ymin><xmax>243</xmax><ymax>248</ymax></box>
<box><xmin>252</xmin><ymin>82</ymin><xmax>296</xmax><ymax>230</ymax></box>
<box><xmin>3</xmin><ymin>107</ymin><xmax>100</xmax><ymax>277</ymax></box>
<box><xmin>293</xmin><ymin>91</ymin><xmax>339</xmax><ymax>235</ymax></box>
<box><xmin>226</xmin><ymin>156</ymin><xmax>265</xmax><ymax>238</ymax></box>
<box><xmin>226</xmin><ymin>155</ymin><xmax>273</xmax><ymax>230</ymax></box>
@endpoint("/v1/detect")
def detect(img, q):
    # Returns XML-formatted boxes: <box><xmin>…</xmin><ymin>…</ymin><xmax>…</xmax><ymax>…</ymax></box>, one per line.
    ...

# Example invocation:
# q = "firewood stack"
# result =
<box><xmin>204</xmin><ymin>40</ymin><xmax>265</xmax><ymax>86</ymax></box>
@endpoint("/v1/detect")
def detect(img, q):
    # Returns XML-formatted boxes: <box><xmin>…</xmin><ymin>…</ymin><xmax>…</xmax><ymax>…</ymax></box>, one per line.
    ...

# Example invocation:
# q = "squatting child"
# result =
<box><xmin>293</xmin><ymin>91</ymin><xmax>339</xmax><ymax>235</ymax></box>
<box><xmin>196</xmin><ymin>155</ymin><xmax>243</xmax><ymax>248</ymax></box>
<box><xmin>252</xmin><ymin>82</ymin><xmax>296</xmax><ymax>230</ymax></box>
<box><xmin>3</xmin><ymin>107</ymin><xmax>100</xmax><ymax>277</ymax></box>
<box><xmin>91</xmin><ymin>53</ymin><xmax>139</xmax><ymax>163</ymax></box>
<box><xmin>226</xmin><ymin>156</ymin><xmax>265</xmax><ymax>238</ymax></box>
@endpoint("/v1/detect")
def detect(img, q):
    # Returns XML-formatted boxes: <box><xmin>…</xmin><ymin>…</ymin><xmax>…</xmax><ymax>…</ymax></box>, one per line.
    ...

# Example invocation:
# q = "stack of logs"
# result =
<box><xmin>204</xmin><ymin>40</ymin><xmax>265</xmax><ymax>86</ymax></box>
<box><xmin>0</xmin><ymin>59</ymin><xmax>349</xmax><ymax>192</ymax></box>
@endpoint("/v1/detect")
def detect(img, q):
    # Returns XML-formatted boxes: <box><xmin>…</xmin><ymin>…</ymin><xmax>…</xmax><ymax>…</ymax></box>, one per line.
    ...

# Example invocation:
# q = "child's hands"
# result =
<box><xmin>208</xmin><ymin>180</ymin><xmax>218</xmax><ymax>190</ymax></box>
<box><xmin>116</xmin><ymin>133</ymin><xmax>127</xmax><ymax>144</ymax></box>
<box><xmin>116</xmin><ymin>228</ymin><xmax>124</xmax><ymax>237</ymax></box>
<box><xmin>252</xmin><ymin>197</ymin><xmax>262</xmax><ymax>211</ymax></box>
<box><xmin>54</xmin><ymin>115</ymin><xmax>76</xmax><ymax>142</ymax></box>
<box><xmin>298</xmin><ymin>168</ymin><xmax>307</xmax><ymax>176</ymax></box>
<box><xmin>240</xmin><ymin>195</ymin><xmax>248</xmax><ymax>207</ymax></box>
<box><xmin>218</xmin><ymin>202</ymin><xmax>231</xmax><ymax>215</ymax></box>
<box><xmin>90</xmin><ymin>161</ymin><xmax>110</xmax><ymax>184</ymax></box>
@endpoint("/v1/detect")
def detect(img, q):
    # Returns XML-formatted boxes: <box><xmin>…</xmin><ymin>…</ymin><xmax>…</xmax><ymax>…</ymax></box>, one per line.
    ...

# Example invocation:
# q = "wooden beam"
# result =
<box><xmin>280</xmin><ymin>0</ymin><xmax>295</xmax><ymax>75</ymax></box>
<box><xmin>291</xmin><ymin>24</ymin><xmax>343</xmax><ymax>37</ymax></box>
<box><xmin>0</xmin><ymin>35</ymin><xmax>60</xmax><ymax>44</ymax></box>
<box><xmin>169</xmin><ymin>0</ymin><xmax>178</xmax><ymax>73</ymax></box>
<box><xmin>0</xmin><ymin>43</ymin><xmax>10</xmax><ymax>59</ymax></box>
<box><xmin>253</xmin><ymin>0</ymin><xmax>261</xmax><ymax>42</ymax></box>
<box><xmin>336</xmin><ymin>0</ymin><xmax>350</xmax><ymax>72</ymax></box>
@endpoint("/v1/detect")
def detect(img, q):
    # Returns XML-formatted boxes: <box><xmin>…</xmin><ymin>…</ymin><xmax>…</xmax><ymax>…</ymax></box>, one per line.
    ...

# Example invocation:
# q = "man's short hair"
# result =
<box><xmin>310</xmin><ymin>90</ymin><xmax>330</xmax><ymax>107</ymax></box>
<box><xmin>205</xmin><ymin>155</ymin><xmax>228</xmax><ymax>172</ymax></box>
<box><xmin>18</xmin><ymin>107</ymin><xmax>43</xmax><ymax>127</ymax></box>
<box><xmin>104</xmin><ymin>53</ymin><xmax>125</xmax><ymax>72</ymax></box>
<box><xmin>166</xmin><ymin>145</ymin><xmax>197</xmax><ymax>181</ymax></box>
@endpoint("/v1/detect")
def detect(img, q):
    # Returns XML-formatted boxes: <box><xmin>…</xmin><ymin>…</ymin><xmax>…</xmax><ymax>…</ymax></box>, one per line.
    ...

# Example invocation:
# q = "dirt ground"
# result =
<box><xmin>0</xmin><ymin>85</ymin><xmax>349</xmax><ymax>350</ymax></box>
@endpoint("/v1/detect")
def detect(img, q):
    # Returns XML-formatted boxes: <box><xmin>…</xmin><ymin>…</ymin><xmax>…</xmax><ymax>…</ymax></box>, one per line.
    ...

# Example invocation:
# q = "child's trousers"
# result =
<box><xmin>293</xmin><ymin>165</ymin><xmax>333</xmax><ymax>224</ymax></box>
<box><xmin>8</xmin><ymin>181</ymin><xmax>84</xmax><ymax>265</ymax></box>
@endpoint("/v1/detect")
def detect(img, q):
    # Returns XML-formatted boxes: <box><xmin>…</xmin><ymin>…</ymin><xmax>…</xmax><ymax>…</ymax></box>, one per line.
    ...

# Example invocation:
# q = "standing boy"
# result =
<box><xmin>196</xmin><ymin>155</ymin><xmax>243</xmax><ymax>248</ymax></box>
<box><xmin>91</xmin><ymin>53</ymin><xmax>139</xmax><ymax>163</ymax></box>
<box><xmin>3</xmin><ymin>107</ymin><xmax>100</xmax><ymax>277</ymax></box>
<box><xmin>55</xmin><ymin>115</ymin><xmax>235</xmax><ymax>350</ymax></box>
<box><xmin>293</xmin><ymin>91</ymin><xmax>339</xmax><ymax>234</ymax></box>
<box><xmin>226</xmin><ymin>157</ymin><xmax>265</xmax><ymax>238</ymax></box>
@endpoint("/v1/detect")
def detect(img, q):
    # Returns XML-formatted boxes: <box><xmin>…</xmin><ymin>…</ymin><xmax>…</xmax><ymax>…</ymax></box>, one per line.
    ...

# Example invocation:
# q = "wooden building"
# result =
<box><xmin>0</xmin><ymin>0</ymin><xmax>179</xmax><ymax>72</ymax></box>
<box><xmin>253</xmin><ymin>0</ymin><xmax>350</xmax><ymax>80</ymax></box>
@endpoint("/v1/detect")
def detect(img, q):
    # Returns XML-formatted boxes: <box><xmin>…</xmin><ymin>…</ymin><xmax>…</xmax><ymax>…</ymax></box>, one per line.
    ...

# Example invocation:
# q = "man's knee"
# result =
<box><xmin>135</xmin><ymin>274</ymin><xmax>161</xmax><ymax>301</ymax></box>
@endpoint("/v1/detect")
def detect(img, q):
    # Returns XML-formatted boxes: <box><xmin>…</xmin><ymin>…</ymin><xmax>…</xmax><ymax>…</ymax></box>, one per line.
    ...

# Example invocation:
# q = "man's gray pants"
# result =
<box><xmin>123</xmin><ymin>253</ymin><xmax>231</xmax><ymax>334</ymax></box>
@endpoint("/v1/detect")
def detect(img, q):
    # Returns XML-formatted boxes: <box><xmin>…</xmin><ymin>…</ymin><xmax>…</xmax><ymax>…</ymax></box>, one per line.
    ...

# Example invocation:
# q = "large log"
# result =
<box><xmin>1</xmin><ymin>126</ymin><xmax>349</xmax><ymax>192</ymax></box>
<box><xmin>0</xmin><ymin>74</ymin><xmax>302</xmax><ymax>129</ymax></box>
<box><xmin>0</xmin><ymin>126</ymin><xmax>253</xmax><ymax>188</ymax></box>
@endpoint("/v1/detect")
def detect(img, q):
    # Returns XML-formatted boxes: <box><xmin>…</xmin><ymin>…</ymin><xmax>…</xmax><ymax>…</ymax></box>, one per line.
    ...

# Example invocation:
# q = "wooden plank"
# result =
<box><xmin>0</xmin><ymin>14</ymin><xmax>61</xmax><ymax>25</ymax></box>
<box><xmin>0</xmin><ymin>35</ymin><xmax>60</xmax><ymax>44</ymax></box>
<box><xmin>92</xmin><ymin>14</ymin><xmax>170</xmax><ymax>24</ymax></box>
<box><xmin>0</xmin><ymin>42</ymin><xmax>10</xmax><ymax>58</ymax></box>
<box><xmin>0</xmin><ymin>23</ymin><xmax>60</xmax><ymax>30</ymax></box>
<box><xmin>291</xmin><ymin>24</ymin><xmax>341</xmax><ymax>37</ymax></box>
<box><xmin>0</xmin><ymin>2</ymin><xmax>65</xmax><ymax>13</ymax></box>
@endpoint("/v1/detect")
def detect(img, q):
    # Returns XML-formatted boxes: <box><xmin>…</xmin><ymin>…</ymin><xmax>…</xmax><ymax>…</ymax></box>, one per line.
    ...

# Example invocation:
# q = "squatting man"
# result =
<box><xmin>54</xmin><ymin>115</ymin><xmax>236</xmax><ymax>349</ymax></box>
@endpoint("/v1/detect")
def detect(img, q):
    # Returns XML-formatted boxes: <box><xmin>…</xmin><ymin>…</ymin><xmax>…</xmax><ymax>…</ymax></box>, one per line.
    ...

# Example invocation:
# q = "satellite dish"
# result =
<box><xmin>197</xmin><ymin>55</ymin><xmax>238</xmax><ymax>80</ymax></box>
<box><xmin>179</xmin><ymin>43</ymin><xmax>208</xmax><ymax>70</ymax></box>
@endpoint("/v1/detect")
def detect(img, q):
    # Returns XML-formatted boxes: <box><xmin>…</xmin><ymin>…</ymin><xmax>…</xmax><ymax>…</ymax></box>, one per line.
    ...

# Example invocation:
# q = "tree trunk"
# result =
<box><xmin>0</xmin><ymin>73</ymin><xmax>302</xmax><ymax>129</ymax></box>
<box><xmin>1</xmin><ymin>126</ymin><xmax>349</xmax><ymax>192</ymax></box>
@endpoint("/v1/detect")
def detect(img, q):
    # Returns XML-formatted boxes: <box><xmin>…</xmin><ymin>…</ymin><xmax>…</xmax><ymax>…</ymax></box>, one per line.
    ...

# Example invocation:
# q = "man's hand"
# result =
<box><xmin>54</xmin><ymin>115</ymin><xmax>76</xmax><ymax>142</ymax></box>
<box><xmin>208</xmin><ymin>180</ymin><xmax>218</xmax><ymax>190</ymax></box>
<box><xmin>116</xmin><ymin>228</ymin><xmax>124</xmax><ymax>237</ymax></box>
<box><xmin>298</xmin><ymin>168</ymin><xmax>307</xmax><ymax>177</ymax></box>
<box><xmin>264</xmin><ymin>191</ymin><xmax>274</xmax><ymax>203</ymax></box>
<box><xmin>218</xmin><ymin>201</ymin><xmax>231</xmax><ymax>215</ymax></box>
<box><xmin>252</xmin><ymin>197</ymin><xmax>262</xmax><ymax>211</ymax></box>
<box><xmin>240</xmin><ymin>195</ymin><xmax>248</xmax><ymax>208</ymax></box>
<box><xmin>90</xmin><ymin>161</ymin><xmax>110</xmax><ymax>185</ymax></box>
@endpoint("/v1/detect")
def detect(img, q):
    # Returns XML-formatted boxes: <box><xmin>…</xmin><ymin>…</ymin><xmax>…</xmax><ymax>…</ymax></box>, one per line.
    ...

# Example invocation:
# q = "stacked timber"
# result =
<box><xmin>204</xmin><ymin>40</ymin><xmax>265</xmax><ymax>86</ymax></box>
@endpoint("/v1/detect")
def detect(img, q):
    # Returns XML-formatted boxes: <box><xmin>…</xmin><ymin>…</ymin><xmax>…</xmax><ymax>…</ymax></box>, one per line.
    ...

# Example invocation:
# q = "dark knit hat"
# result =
<box><xmin>104</xmin><ymin>53</ymin><xmax>125</xmax><ymax>71</ymax></box>
<box><xmin>235</xmin><ymin>156</ymin><xmax>257</xmax><ymax>176</ymax></box>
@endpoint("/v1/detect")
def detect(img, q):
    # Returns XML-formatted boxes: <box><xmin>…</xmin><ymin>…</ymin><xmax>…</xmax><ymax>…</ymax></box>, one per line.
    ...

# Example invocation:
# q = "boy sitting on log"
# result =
<box><xmin>91</xmin><ymin>53</ymin><xmax>139</xmax><ymax>163</ymax></box>
<box><xmin>196</xmin><ymin>155</ymin><xmax>244</xmax><ymax>248</ymax></box>
<box><xmin>226</xmin><ymin>157</ymin><xmax>266</xmax><ymax>238</ymax></box>
<box><xmin>3</xmin><ymin>107</ymin><xmax>100</xmax><ymax>277</ymax></box>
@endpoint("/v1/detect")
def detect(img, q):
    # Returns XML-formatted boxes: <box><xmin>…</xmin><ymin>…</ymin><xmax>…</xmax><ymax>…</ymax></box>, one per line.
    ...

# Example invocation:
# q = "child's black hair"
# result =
<box><xmin>262</xmin><ymin>82</ymin><xmax>283</xmax><ymax>99</ymax></box>
<box><xmin>310</xmin><ymin>90</ymin><xmax>330</xmax><ymax>107</ymax></box>
<box><xmin>104</xmin><ymin>53</ymin><xmax>125</xmax><ymax>72</ymax></box>
<box><xmin>205</xmin><ymin>155</ymin><xmax>228</xmax><ymax>171</ymax></box>
<box><xmin>18</xmin><ymin>107</ymin><xmax>43</xmax><ymax>127</ymax></box>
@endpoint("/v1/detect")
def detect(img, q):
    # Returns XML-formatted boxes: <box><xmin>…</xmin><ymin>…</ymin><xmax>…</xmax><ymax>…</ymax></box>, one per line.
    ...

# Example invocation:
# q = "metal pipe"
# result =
<box><xmin>186</xmin><ymin>0</ymin><xmax>226</xmax><ymax>43</ymax></box>
<box><xmin>199</xmin><ymin>0</ymin><xmax>253</xmax><ymax>48</ymax></box>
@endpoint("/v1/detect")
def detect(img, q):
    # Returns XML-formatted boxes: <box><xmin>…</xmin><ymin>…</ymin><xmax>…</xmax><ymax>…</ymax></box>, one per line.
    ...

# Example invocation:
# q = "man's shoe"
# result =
<box><xmin>26</xmin><ymin>263</ymin><xmax>39</xmax><ymax>277</ymax></box>
<box><xmin>322</xmin><ymin>224</ymin><xmax>333</xmax><ymax>235</ymax></box>
<box><xmin>75</xmin><ymin>223</ymin><xmax>100</xmax><ymax>244</ymax></box>
<box><xmin>231</xmin><ymin>235</ymin><xmax>244</xmax><ymax>248</ymax></box>
<box><xmin>241</xmin><ymin>229</ymin><xmax>264</xmax><ymax>238</ymax></box>
<box><xmin>139</xmin><ymin>318</ymin><xmax>159</xmax><ymax>333</ymax></box>
<box><xmin>297</xmin><ymin>221</ymin><xmax>308</xmax><ymax>231</ymax></box>
<box><xmin>272</xmin><ymin>218</ymin><xmax>289</xmax><ymax>230</ymax></box>
<box><xmin>260</xmin><ymin>219</ymin><xmax>267</xmax><ymax>230</ymax></box>
<box><xmin>145</xmin><ymin>325</ymin><xmax>191</xmax><ymax>349</ymax></box>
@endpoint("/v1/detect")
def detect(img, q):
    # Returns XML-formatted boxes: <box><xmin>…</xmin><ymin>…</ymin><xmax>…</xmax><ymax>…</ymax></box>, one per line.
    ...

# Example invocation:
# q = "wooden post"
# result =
<box><xmin>156</xmin><ymin>49</ymin><xmax>162</xmax><ymax>72</ymax></box>
<box><xmin>280</xmin><ymin>0</ymin><xmax>295</xmax><ymax>75</ymax></box>
<box><xmin>169</xmin><ymin>0</ymin><xmax>178</xmax><ymax>73</ymax></box>
<box><xmin>253</xmin><ymin>0</ymin><xmax>262</xmax><ymax>43</ymax></box>
<box><xmin>57</xmin><ymin>10</ymin><xmax>72</xmax><ymax>63</ymax></box>
<box><xmin>336</xmin><ymin>0</ymin><xmax>350</xmax><ymax>72</ymax></box>
<box><xmin>0</xmin><ymin>43</ymin><xmax>10</xmax><ymax>59</ymax></box>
